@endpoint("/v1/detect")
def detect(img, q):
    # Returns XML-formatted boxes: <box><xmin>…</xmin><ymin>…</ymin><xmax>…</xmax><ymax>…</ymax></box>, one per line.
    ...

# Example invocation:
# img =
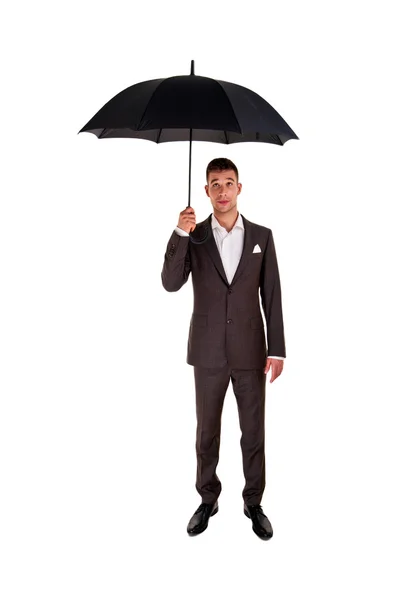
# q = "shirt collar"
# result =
<box><xmin>211</xmin><ymin>212</ymin><xmax>244</xmax><ymax>232</ymax></box>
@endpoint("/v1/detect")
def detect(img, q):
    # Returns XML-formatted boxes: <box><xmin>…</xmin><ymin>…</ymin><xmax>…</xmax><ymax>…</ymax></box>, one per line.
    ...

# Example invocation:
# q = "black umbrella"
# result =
<box><xmin>79</xmin><ymin>60</ymin><xmax>298</xmax><ymax>243</ymax></box>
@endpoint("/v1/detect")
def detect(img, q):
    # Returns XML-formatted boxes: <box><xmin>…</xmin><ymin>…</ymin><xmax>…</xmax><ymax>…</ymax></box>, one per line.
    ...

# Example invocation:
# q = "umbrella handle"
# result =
<box><xmin>189</xmin><ymin>223</ymin><xmax>210</xmax><ymax>244</ymax></box>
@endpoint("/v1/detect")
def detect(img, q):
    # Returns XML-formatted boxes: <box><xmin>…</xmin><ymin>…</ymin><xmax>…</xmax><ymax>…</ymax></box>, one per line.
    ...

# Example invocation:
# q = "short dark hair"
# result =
<box><xmin>206</xmin><ymin>158</ymin><xmax>239</xmax><ymax>184</ymax></box>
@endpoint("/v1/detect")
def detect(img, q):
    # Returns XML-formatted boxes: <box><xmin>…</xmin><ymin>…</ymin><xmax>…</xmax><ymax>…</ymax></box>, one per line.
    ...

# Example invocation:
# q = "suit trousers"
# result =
<box><xmin>193</xmin><ymin>364</ymin><xmax>267</xmax><ymax>506</ymax></box>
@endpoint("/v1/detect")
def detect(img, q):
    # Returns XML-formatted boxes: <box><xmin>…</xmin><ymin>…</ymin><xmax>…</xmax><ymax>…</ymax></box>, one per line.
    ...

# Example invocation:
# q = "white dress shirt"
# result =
<box><xmin>174</xmin><ymin>212</ymin><xmax>284</xmax><ymax>361</ymax></box>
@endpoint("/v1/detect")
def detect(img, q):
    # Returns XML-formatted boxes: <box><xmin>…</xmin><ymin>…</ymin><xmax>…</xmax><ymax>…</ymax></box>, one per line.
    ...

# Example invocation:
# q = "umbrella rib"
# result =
<box><xmin>215</xmin><ymin>80</ymin><xmax>242</xmax><ymax>136</ymax></box>
<box><xmin>156</xmin><ymin>129</ymin><xmax>162</xmax><ymax>143</ymax></box>
<box><xmin>224</xmin><ymin>131</ymin><xmax>228</xmax><ymax>144</ymax></box>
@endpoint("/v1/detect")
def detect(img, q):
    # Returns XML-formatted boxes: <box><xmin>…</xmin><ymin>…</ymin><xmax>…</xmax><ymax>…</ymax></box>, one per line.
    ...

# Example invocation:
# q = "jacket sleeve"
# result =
<box><xmin>161</xmin><ymin>230</ymin><xmax>191</xmax><ymax>292</ymax></box>
<box><xmin>260</xmin><ymin>229</ymin><xmax>286</xmax><ymax>358</ymax></box>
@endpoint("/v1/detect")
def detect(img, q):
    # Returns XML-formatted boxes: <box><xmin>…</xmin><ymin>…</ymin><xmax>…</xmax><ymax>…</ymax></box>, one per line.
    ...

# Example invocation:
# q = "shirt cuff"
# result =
<box><xmin>174</xmin><ymin>227</ymin><xmax>190</xmax><ymax>237</ymax></box>
<box><xmin>268</xmin><ymin>356</ymin><xmax>285</xmax><ymax>360</ymax></box>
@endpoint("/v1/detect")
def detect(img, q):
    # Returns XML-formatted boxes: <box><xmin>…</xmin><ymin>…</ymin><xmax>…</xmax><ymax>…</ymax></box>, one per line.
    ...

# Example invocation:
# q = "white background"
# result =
<box><xmin>1</xmin><ymin>1</ymin><xmax>398</xmax><ymax>598</ymax></box>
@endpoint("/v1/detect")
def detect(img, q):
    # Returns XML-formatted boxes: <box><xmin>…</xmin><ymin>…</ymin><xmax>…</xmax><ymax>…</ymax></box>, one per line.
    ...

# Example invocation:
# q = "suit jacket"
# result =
<box><xmin>161</xmin><ymin>213</ymin><xmax>286</xmax><ymax>369</ymax></box>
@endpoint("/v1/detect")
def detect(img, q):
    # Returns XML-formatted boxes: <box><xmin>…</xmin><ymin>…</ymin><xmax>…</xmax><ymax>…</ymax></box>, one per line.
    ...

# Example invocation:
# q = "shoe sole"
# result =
<box><xmin>187</xmin><ymin>505</ymin><xmax>219</xmax><ymax>536</ymax></box>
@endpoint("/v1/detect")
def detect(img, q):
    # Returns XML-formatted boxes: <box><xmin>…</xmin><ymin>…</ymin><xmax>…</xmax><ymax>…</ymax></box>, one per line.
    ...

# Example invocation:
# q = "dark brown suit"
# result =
<box><xmin>161</xmin><ymin>213</ymin><xmax>286</xmax><ymax>505</ymax></box>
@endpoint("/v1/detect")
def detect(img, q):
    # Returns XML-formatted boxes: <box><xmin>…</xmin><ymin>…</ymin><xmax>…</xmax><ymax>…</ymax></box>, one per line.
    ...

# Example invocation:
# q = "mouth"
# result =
<box><xmin>218</xmin><ymin>201</ymin><xmax>229</xmax><ymax>205</ymax></box>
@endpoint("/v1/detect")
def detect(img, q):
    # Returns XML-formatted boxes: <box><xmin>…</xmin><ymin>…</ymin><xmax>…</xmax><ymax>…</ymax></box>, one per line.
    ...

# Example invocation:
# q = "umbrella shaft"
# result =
<box><xmin>188</xmin><ymin>129</ymin><xmax>192</xmax><ymax>207</ymax></box>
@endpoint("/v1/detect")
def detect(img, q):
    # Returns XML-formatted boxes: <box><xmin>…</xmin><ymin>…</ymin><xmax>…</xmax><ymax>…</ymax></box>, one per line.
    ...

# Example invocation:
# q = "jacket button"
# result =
<box><xmin>228</xmin><ymin>288</ymin><xmax>232</xmax><ymax>294</ymax></box>
<box><xmin>227</xmin><ymin>319</ymin><xmax>233</xmax><ymax>324</ymax></box>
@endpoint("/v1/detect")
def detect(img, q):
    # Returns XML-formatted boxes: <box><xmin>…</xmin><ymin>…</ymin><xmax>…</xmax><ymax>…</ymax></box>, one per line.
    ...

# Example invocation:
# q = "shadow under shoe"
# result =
<box><xmin>244</xmin><ymin>504</ymin><xmax>273</xmax><ymax>540</ymax></box>
<box><xmin>187</xmin><ymin>501</ymin><xmax>219</xmax><ymax>536</ymax></box>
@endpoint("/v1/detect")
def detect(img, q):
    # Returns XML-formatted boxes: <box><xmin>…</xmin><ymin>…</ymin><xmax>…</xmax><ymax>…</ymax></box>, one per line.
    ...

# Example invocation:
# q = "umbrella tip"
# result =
<box><xmin>190</xmin><ymin>60</ymin><xmax>194</xmax><ymax>75</ymax></box>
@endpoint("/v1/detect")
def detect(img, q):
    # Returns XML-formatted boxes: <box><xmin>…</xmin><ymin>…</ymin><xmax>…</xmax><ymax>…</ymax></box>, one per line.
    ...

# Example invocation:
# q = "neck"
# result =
<box><xmin>213</xmin><ymin>209</ymin><xmax>239</xmax><ymax>233</ymax></box>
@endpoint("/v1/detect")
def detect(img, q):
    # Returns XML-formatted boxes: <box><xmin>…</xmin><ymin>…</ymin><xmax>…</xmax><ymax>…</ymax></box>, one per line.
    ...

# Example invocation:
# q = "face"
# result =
<box><xmin>205</xmin><ymin>169</ymin><xmax>242</xmax><ymax>215</ymax></box>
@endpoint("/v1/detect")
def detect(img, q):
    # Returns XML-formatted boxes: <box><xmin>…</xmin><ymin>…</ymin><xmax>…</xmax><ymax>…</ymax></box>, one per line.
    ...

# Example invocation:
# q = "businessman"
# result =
<box><xmin>161</xmin><ymin>158</ymin><xmax>286</xmax><ymax>540</ymax></box>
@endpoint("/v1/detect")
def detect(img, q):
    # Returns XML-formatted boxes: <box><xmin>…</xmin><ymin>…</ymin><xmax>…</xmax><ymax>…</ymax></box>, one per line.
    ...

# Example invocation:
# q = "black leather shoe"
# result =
<box><xmin>187</xmin><ymin>501</ymin><xmax>218</xmax><ymax>536</ymax></box>
<box><xmin>244</xmin><ymin>504</ymin><xmax>273</xmax><ymax>540</ymax></box>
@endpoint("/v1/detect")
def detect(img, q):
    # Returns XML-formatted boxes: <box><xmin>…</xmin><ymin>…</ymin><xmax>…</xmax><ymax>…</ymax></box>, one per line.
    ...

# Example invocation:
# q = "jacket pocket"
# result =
<box><xmin>250</xmin><ymin>316</ymin><xmax>264</xmax><ymax>330</ymax></box>
<box><xmin>191</xmin><ymin>313</ymin><xmax>208</xmax><ymax>328</ymax></box>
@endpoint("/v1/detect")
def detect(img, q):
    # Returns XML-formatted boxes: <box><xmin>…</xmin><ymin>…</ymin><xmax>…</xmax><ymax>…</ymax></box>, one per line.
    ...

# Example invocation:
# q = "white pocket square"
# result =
<box><xmin>252</xmin><ymin>244</ymin><xmax>261</xmax><ymax>253</ymax></box>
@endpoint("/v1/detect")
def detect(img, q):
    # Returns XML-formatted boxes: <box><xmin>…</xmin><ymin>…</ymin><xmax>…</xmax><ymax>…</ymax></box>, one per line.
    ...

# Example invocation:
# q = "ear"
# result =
<box><xmin>237</xmin><ymin>183</ymin><xmax>242</xmax><ymax>195</ymax></box>
<box><xmin>204</xmin><ymin>184</ymin><xmax>210</xmax><ymax>197</ymax></box>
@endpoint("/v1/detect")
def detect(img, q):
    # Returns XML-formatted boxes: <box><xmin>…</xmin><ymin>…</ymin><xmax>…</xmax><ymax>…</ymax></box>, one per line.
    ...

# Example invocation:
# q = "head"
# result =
<box><xmin>205</xmin><ymin>158</ymin><xmax>242</xmax><ymax>216</ymax></box>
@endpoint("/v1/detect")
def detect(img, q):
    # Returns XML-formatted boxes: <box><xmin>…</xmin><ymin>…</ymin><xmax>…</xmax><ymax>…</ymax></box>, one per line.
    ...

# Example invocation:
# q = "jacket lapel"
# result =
<box><xmin>201</xmin><ymin>213</ymin><xmax>255</xmax><ymax>287</ymax></box>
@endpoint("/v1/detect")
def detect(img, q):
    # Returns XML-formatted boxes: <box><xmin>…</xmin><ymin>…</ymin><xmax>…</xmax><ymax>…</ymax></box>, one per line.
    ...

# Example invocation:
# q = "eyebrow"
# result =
<box><xmin>210</xmin><ymin>177</ymin><xmax>235</xmax><ymax>184</ymax></box>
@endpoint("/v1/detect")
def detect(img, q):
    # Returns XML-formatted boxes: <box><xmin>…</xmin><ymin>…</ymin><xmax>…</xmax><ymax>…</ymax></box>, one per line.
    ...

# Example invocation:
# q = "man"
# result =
<box><xmin>161</xmin><ymin>158</ymin><xmax>286</xmax><ymax>540</ymax></box>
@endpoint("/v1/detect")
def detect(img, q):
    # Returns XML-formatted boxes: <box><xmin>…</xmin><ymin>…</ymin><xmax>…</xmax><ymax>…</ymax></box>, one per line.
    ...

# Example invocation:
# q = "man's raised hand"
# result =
<box><xmin>177</xmin><ymin>207</ymin><xmax>196</xmax><ymax>233</ymax></box>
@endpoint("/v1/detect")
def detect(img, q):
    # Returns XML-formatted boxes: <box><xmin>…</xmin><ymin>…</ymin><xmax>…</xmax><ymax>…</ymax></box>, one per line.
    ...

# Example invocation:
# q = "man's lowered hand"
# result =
<box><xmin>264</xmin><ymin>358</ymin><xmax>284</xmax><ymax>383</ymax></box>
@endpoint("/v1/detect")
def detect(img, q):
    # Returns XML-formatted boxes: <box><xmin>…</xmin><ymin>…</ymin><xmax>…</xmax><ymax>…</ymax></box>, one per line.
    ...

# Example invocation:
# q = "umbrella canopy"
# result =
<box><xmin>79</xmin><ymin>60</ymin><xmax>298</xmax><ymax>242</ymax></box>
<box><xmin>79</xmin><ymin>62</ymin><xmax>297</xmax><ymax>145</ymax></box>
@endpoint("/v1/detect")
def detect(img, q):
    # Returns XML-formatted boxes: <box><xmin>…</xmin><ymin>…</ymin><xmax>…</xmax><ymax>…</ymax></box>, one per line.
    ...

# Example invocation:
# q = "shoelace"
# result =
<box><xmin>196</xmin><ymin>503</ymin><xmax>210</xmax><ymax>514</ymax></box>
<box><xmin>248</xmin><ymin>504</ymin><xmax>264</xmax><ymax>514</ymax></box>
